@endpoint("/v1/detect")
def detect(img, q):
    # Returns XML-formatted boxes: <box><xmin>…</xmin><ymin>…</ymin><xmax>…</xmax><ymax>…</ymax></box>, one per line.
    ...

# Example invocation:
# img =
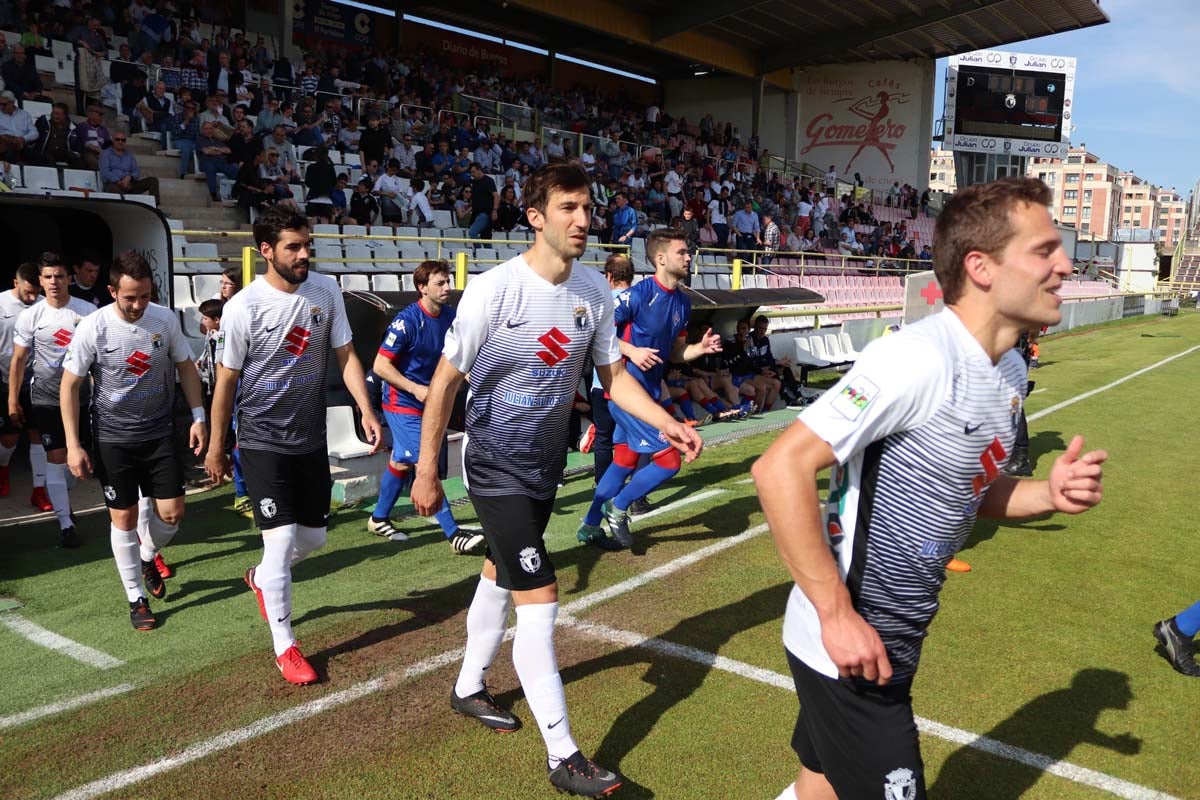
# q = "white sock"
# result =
<box><xmin>45</xmin><ymin>462</ymin><xmax>73</xmax><ymax>530</ymax></box>
<box><xmin>0</xmin><ymin>441</ymin><xmax>15</xmax><ymax>467</ymax></box>
<box><xmin>773</xmin><ymin>783</ymin><xmax>797</xmax><ymax>800</ymax></box>
<box><xmin>28</xmin><ymin>443</ymin><xmax>46</xmax><ymax>488</ymax></box>
<box><xmin>136</xmin><ymin>495</ymin><xmax>152</xmax><ymax>549</ymax></box>
<box><xmin>512</xmin><ymin>602</ymin><xmax>577</xmax><ymax>765</ymax></box>
<box><xmin>291</xmin><ymin>524</ymin><xmax>327</xmax><ymax>565</ymax></box>
<box><xmin>140</xmin><ymin>507</ymin><xmax>180</xmax><ymax>562</ymax></box>
<box><xmin>454</xmin><ymin>576</ymin><xmax>512</xmax><ymax>698</ymax></box>
<box><xmin>110</xmin><ymin>524</ymin><xmax>144</xmax><ymax>602</ymax></box>
<box><xmin>257</xmin><ymin>524</ymin><xmax>298</xmax><ymax>656</ymax></box>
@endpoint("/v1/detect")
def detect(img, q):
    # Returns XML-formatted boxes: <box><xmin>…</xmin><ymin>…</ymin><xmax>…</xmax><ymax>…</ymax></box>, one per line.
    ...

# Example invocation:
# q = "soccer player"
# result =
<box><xmin>9</xmin><ymin>260</ymin><xmax>96</xmax><ymax>546</ymax></box>
<box><xmin>411</xmin><ymin>163</ymin><xmax>702</xmax><ymax>797</ymax></box>
<box><xmin>754</xmin><ymin>178</ymin><xmax>1106</xmax><ymax>800</ymax></box>
<box><xmin>204</xmin><ymin>206</ymin><xmax>383</xmax><ymax>685</ymax></box>
<box><xmin>368</xmin><ymin>259</ymin><xmax>484</xmax><ymax>554</ymax></box>
<box><xmin>576</xmin><ymin>228</ymin><xmax>722</xmax><ymax>550</ymax></box>
<box><xmin>1155</xmin><ymin>601</ymin><xmax>1200</xmax><ymax>677</ymax></box>
<box><xmin>0</xmin><ymin>262</ymin><xmax>45</xmax><ymax>503</ymax></box>
<box><xmin>61</xmin><ymin>252</ymin><xmax>208</xmax><ymax>630</ymax></box>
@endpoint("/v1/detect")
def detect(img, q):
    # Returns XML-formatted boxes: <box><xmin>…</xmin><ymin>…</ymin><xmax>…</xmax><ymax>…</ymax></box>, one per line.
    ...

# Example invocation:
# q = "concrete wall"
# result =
<box><xmin>663</xmin><ymin>77</ymin><xmax>792</xmax><ymax>155</ymax></box>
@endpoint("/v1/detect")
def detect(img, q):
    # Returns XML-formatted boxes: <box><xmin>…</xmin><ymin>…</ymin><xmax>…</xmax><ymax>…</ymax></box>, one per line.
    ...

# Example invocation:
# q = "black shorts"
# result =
<box><xmin>94</xmin><ymin>434</ymin><xmax>186</xmax><ymax>509</ymax></box>
<box><xmin>0</xmin><ymin>382</ymin><xmax>31</xmax><ymax>436</ymax></box>
<box><xmin>786</xmin><ymin>648</ymin><xmax>926</xmax><ymax>799</ymax></box>
<box><xmin>239</xmin><ymin>446</ymin><xmax>332</xmax><ymax>529</ymax></box>
<box><xmin>468</xmin><ymin>490</ymin><xmax>556</xmax><ymax>592</ymax></box>
<box><xmin>31</xmin><ymin>406</ymin><xmax>68</xmax><ymax>451</ymax></box>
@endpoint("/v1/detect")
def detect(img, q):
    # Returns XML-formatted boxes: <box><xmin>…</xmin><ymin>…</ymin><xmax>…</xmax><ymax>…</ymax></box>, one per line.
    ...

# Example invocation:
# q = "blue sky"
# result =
<box><xmin>932</xmin><ymin>0</ymin><xmax>1197</xmax><ymax>197</ymax></box>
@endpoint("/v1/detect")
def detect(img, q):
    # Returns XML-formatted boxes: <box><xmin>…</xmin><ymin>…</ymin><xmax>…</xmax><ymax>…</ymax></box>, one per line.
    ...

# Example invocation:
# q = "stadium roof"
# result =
<box><xmin>403</xmin><ymin>0</ymin><xmax>1109</xmax><ymax>87</ymax></box>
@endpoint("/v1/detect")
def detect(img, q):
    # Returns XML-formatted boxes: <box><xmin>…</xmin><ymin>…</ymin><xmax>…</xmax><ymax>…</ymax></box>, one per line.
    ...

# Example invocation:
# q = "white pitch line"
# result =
<box><xmin>560</xmin><ymin>618</ymin><xmax>1179</xmax><ymax>800</ymax></box>
<box><xmin>1</xmin><ymin>613</ymin><xmax>124</xmax><ymax>669</ymax></box>
<box><xmin>1030</xmin><ymin>388</ymin><xmax>1047</xmax><ymax>394</ymax></box>
<box><xmin>0</xmin><ymin>684</ymin><xmax>135</xmax><ymax>731</ymax></box>
<box><xmin>1029</xmin><ymin>343</ymin><xmax>1200</xmax><ymax>422</ymax></box>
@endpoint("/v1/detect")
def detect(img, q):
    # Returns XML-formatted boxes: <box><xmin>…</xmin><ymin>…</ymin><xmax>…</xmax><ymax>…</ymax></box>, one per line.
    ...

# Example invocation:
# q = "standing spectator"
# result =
<box><xmin>167</xmin><ymin>99</ymin><xmax>200</xmax><ymax>177</ymax></box>
<box><xmin>196</xmin><ymin>120</ymin><xmax>239</xmax><ymax>201</ymax></box>
<box><xmin>304</xmin><ymin>146</ymin><xmax>337</xmax><ymax>223</ymax></box>
<box><xmin>2</xmin><ymin>46</ymin><xmax>50</xmax><ymax>104</ymax></box>
<box><xmin>32</xmin><ymin>102</ymin><xmax>80</xmax><ymax>167</ymax></box>
<box><xmin>69</xmin><ymin>17</ymin><xmax>108</xmax><ymax>114</ymax></box>
<box><xmin>467</xmin><ymin>162</ymin><xmax>497</xmax><ymax>240</ymax></box>
<box><xmin>823</xmin><ymin>164</ymin><xmax>837</xmax><ymax>194</ymax></box>
<box><xmin>707</xmin><ymin>188</ymin><xmax>731</xmax><ymax>249</ymax></box>
<box><xmin>610</xmin><ymin>192</ymin><xmax>637</xmax><ymax>246</ymax></box>
<box><xmin>408</xmin><ymin>177</ymin><xmax>435</xmax><ymax>227</ymax></box>
<box><xmin>99</xmin><ymin>131</ymin><xmax>161</xmax><ymax>203</ymax></box>
<box><xmin>0</xmin><ymin>91</ymin><xmax>35</xmax><ymax>162</ymax></box>
<box><xmin>761</xmin><ymin>212</ymin><xmax>781</xmax><ymax>265</ymax></box>
<box><xmin>731</xmin><ymin>200</ymin><xmax>761</xmax><ymax>257</ymax></box>
<box><xmin>357</xmin><ymin>113</ymin><xmax>391</xmax><ymax>171</ymax></box>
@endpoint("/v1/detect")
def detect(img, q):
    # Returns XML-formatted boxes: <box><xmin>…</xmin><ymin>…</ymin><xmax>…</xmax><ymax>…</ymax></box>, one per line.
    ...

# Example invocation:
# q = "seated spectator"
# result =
<box><xmin>494</xmin><ymin>184</ymin><xmax>521</xmax><ymax>232</ymax></box>
<box><xmin>454</xmin><ymin>186</ymin><xmax>473</xmax><ymax>228</ymax></box>
<box><xmin>393</xmin><ymin>133</ymin><xmax>417</xmax><ymax>177</ymax></box>
<box><xmin>196</xmin><ymin>120</ymin><xmax>239</xmax><ymax>201</ymax></box>
<box><xmin>254</xmin><ymin>96</ymin><xmax>284</xmax><ymax>135</ymax></box>
<box><xmin>159</xmin><ymin>56</ymin><xmax>182</xmax><ymax>92</ymax></box>
<box><xmin>2</xmin><ymin>45</ymin><xmax>50</xmax><ymax>104</ymax></box>
<box><xmin>290</xmin><ymin>98</ymin><xmax>323</xmax><ymax>147</ymax></box>
<box><xmin>430</xmin><ymin>139</ymin><xmax>453</xmax><ymax>182</ymax></box>
<box><xmin>347</xmin><ymin>177</ymin><xmax>379</xmax><ymax>225</ymax></box>
<box><xmin>749</xmin><ymin>315</ymin><xmax>801</xmax><ymax>406</ymax></box>
<box><xmin>337</xmin><ymin>116</ymin><xmax>361</xmax><ymax>154</ymax></box>
<box><xmin>264</xmin><ymin>125</ymin><xmax>300</xmax><ymax>181</ymax></box>
<box><xmin>109</xmin><ymin>44</ymin><xmax>143</xmax><ymax>85</ymax></box>
<box><xmin>408</xmin><ymin>177</ymin><xmax>435</xmax><ymax>227</ymax></box>
<box><xmin>232</xmin><ymin>150</ymin><xmax>272</xmax><ymax>215</ymax></box>
<box><xmin>331</xmin><ymin>172</ymin><xmax>349</xmax><ymax>222</ymax></box>
<box><xmin>99</xmin><ymin>131</ymin><xmax>160</xmax><ymax>202</ymax></box>
<box><xmin>451</xmin><ymin>146</ymin><xmax>472</xmax><ymax>186</ymax></box>
<box><xmin>167</xmin><ymin>99</ymin><xmax>201</xmax><ymax>177</ymax></box>
<box><xmin>19</xmin><ymin>23</ymin><xmax>50</xmax><ymax>59</ymax></box>
<box><xmin>919</xmin><ymin>243</ymin><xmax>932</xmax><ymax>261</ymax></box>
<box><xmin>372</xmin><ymin>157</ymin><xmax>408</xmax><ymax>224</ymax></box>
<box><xmin>136</xmin><ymin>80</ymin><xmax>175</xmax><ymax>135</ymax></box>
<box><xmin>0</xmin><ymin>91</ymin><xmax>35</xmax><ymax>162</ymax></box>
<box><xmin>198</xmin><ymin>93</ymin><xmax>233</xmax><ymax>140</ymax></box>
<box><xmin>473</xmin><ymin>136</ymin><xmax>500</xmax><ymax>174</ymax></box>
<box><xmin>228</xmin><ymin>119</ymin><xmax>261</xmax><ymax>167</ymax></box>
<box><xmin>32</xmin><ymin>102</ymin><xmax>80</xmax><ymax>167</ymax></box>
<box><xmin>414</xmin><ymin>141</ymin><xmax>436</xmax><ymax>179</ymax></box>
<box><xmin>303</xmin><ymin>146</ymin><xmax>337</xmax><ymax>223</ymax></box>
<box><xmin>837</xmin><ymin>231</ymin><xmax>863</xmax><ymax>257</ymax></box>
<box><xmin>120</xmin><ymin>72</ymin><xmax>149</xmax><ymax>120</ymax></box>
<box><xmin>258</xmin><ymin>147</ymin><xmax>296</xmax><ymax>202</ymax></box>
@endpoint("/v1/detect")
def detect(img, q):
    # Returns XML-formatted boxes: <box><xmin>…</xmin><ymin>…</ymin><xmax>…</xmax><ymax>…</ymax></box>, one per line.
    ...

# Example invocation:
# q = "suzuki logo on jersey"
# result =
<box><xmin>964</xmin><ymin>436</ymin><xmax>1008</xmax><ymax>514</ymax></box>
<box><xmin>283</xmin><ymin>326</ymin><xmax>311</xmax><ymax>357</ymax></box>
<box><xmin>51</xmin><ymin>329</ymin><xmax>73</xmax><ymax>348</ymax></box>
<box><xmin>535</xmin><ymin>327</ymin><xmax>570</xmax><ymax>367</ymax></box>
<box><xmin>126</xmin><ymin>350</ymin><xmax>152</xmax><ymax>377</ymax></box>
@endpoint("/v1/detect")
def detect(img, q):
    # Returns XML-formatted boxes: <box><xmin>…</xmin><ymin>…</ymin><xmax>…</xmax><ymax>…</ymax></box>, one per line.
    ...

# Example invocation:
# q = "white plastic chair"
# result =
<box><xmin>326</xmin><ymin>406</ymin><xmax>373</xmax><ymax>459</ymax></box>
<box><xmin>21</xmin><ymin>165</ymin><xmax>60</xmax><ymax>190</ymax></box>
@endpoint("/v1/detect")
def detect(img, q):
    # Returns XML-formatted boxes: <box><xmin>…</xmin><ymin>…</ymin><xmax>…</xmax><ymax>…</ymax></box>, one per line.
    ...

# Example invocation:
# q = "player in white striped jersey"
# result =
<box><xmin>0</xmin><ymin>262</ymin><xmax>45</xmax><ymax>503</ymax></box>
<box><xmin>9</xmin><ymin>260</ymin><xmax>96</xmax><ymax>547</ymax></box>
<box><xmin>61</xmin><ymin>252</ymin><xmax>208</xmax><ymax>632</ymax></box>
<box><xmin>412</xmin><ymin>163</ymin><xmax>703</xmax><ymax>797</ymax></box>
<box><xmin>756</xmin><ymin>178</ymin><xmax>1107</xmax><ymax>800</ymax></box>
<box><xmin>204</xmin><ymin>206</ymin><xmax>383</xmax><ymax>686</ymax></box>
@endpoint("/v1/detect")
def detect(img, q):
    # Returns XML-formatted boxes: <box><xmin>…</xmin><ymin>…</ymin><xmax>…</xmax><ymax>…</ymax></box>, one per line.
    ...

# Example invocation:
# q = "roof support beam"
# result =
<box><xmin>650</xmin><ymin>0</ymin><xmax>771</xmax><ymax>42</ymax></box>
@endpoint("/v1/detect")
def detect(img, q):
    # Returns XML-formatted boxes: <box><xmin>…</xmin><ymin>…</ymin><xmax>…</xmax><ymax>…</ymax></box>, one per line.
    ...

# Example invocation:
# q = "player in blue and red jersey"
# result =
<box><xmin>577</xmin><ymin>228</ymin><xmax>721</xmax><ymax>549</ymax></box>
<box><xmin>369</xmin><ymin>260</ymin><xmax>484</xmax><ymax>553</ymax></box>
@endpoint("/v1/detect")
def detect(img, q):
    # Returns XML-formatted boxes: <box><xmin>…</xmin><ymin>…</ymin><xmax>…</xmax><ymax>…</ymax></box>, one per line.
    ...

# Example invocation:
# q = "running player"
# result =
<box><xmin>368</xmin><ymin>259</ymin><xmax>484</xmax><ymax>554</ymax></box>
<box><xmin>754</xmin><ymin>178</ymin><xmax>1106</xmax><ymax>800</ymax></box>
<box><xmin>10</xmin><ymin>260</ymin><xmax>96</xmax><ymax>546</ymax></box>
<box><xmin>61</xmin><ymin>252</ymin><xmax>208</xmax><ymax>630</ymax></box>
<box><xmin>411</xmin><ymin>163</ymin><xmax>702</xmax><ymax>797</ymax></box>
<box><xmin>205</xmin><ymin>206</ymin><xmax>383</xmax><ymax>685</ymax></box>
<box><xmin>577</xmin><ymin>228</ymin><xmax>721</xmax><ymax>550</ymax></box>
<box><xmin>0</xmin><ymin>262</ymin><xmax>44</xmax><ymax>503</ymax></box>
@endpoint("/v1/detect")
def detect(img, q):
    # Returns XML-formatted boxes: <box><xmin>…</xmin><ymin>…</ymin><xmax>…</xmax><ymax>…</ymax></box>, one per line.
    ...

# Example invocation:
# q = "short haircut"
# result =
<box><xmin>221</xmin><ymin>264</ymin><xmax>242</xmax><ymax>287</ymax></box>
<box><xmin>15</xmin><ymin>262</ymin><xmax>39</xmax><ymax>285</ymax></box>
<box><xmin>603</xmin><ymin>253</ymin><xmax>633</xmax><ymax>285</ymax></box>
<box><xmin>753</xmin><ymin>315</ymin><xmax>769</xmax><ymax>326</ymax></box>
<box><xmin>38</xmin><ymin>259</ymin><xmax>69</xmax><ymax>276</ymax></box>
<box><xmin>198</xmin><ymin>298</ymin><xmax>224</xmax><ymax>318</ymax></box>
<box><xmin>645</xmin><ymin>228</ymin><xmax>686</xmax><ymax>263</ymax></box>
<box><xmin>109</xmin><ymin>250</ymin><xmax>153</xmax><ymax>288</ymax></box>
<box><xmin>523</xmin><ymin>162</ymin><xmax>590</xmax><ymax>216</ymax></box>
<box><xmin>413</xmin><ymin>259</ymin><xmax>450</xmax><ymax>290</ymax></box>
<box><xmin>253</xmin><ymin>205</ymin><xmax>309</xmax><ymax>249</ymax></box>
<box><xmin>39</xmin><ymin>250</ymin><xmax>62</xmax><ymax>267</ymax></box>
<box><xmin>933</xmin><ymin>177</ymin><xmax>1052</xmax><ymax>304</ymax></box>
<box><xmin>411</xmin><ymin>178</ymin><xmax>425</xmax><ymax>191</ymax></box>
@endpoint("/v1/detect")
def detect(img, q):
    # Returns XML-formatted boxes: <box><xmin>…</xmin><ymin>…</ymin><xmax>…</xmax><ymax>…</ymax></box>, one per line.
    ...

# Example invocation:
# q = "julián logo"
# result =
<box><xmin>801</xmin><ymin>90</ymin><xmax>911</xmax><ymax>174</ymax></box>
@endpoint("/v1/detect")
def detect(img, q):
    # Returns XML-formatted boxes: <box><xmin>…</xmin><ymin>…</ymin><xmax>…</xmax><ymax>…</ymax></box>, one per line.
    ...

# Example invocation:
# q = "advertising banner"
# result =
<box><xmin>292</xmin><ymin>0</ymin><xmax>374</xmax><ymax>48</ymax></box>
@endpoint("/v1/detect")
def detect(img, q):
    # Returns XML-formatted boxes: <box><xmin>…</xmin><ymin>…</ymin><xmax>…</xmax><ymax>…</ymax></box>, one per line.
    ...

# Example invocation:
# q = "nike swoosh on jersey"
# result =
<box><xmin>506</xmin><ymin>319</ymin><xmax>528</xmax><ymax>328</ymax></box>
<box><xmin>963</xmin><ymin>423</ymin><xmax>982</xmax><ymax>435</ymax></box>
<box><xmin>264</xmin><ymin>324</ymin><xmax>282</xmax><ymax>332</ymax></box>
<box><xmin>105</xmin><ymin>347</ymin><xmax>120</xmax><ymax>353</ymax></box>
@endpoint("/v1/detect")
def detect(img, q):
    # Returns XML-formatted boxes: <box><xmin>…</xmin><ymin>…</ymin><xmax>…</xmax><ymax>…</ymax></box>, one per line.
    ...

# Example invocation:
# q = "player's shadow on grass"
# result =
<box><xmin>1028</xmin><ymin>429</ymin><xmax>1066</xmax><ymax>473</ymax></box>
<box><xmin>929</xmin><ymin>668</ymin><xmax>1140</xmax><ymax>799</ymax></box>
<box><xmin>533</xmin><ymin>582</ymin><xmax>793</xmax><ymax>798</ymax></box>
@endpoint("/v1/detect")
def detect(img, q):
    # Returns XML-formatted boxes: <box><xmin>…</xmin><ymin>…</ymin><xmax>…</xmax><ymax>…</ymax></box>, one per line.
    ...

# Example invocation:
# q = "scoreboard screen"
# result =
<box><xmin>945</xmin><ymin>50</ymin><xmax>1076</xmax><ymax>157</ymax></box>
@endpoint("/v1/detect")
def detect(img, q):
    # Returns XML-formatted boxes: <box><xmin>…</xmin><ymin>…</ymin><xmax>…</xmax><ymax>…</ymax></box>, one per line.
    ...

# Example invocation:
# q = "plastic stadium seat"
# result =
<box><xmin>344</xmin><ymin>244</ymin><xmax>373</xmax><ymax>272</ymax></box>
<box><xmin>173</xmin><ymin>276</ymin><xmax>196</xmax><ymax>308</ymax></box>
<box><xmin>794</xmin><ymin>336</ymin><xmax>832</xmax><ymax>368</ymax></box>
<box><xmin>340</xmin><ymin>274</ymin><xmax>370</xmax><ymax>291</ymax></box>
<box><xmin>372</xmin><ymin>274</ymin><xmax>400</xmax><ymax>292</ymax></box>
<box><xmin>193</xmin><ymin>273</ymin><xmax>222</xmax><ymax>301</ymax></box>
<box><xmin>21</xmin><ymin>165</ymin><xmax>60</xmax><ymax>190</ymax></box>
<box><xmin>60</xmin><ymin>169</ymin><xmax>98</xmax><ymax>191</ymax></box>
<box><xmin>341</xmin><ymin>224</ymin><xmax>368</xmax><ymax>238</ymax></box>
<box><xmin>402</xmin><ymin>274</ymin><xmax>416</xmax><ymax>291</ymax></box>
<box><xmin>326</xmin><ymin>406</ymin><xmax>373</xmax><ymax>459</ymax></box>
<box><xmin>432</xmin><ymin>209</ymin><xmax>453</xmax><ymax>229</ymax></box>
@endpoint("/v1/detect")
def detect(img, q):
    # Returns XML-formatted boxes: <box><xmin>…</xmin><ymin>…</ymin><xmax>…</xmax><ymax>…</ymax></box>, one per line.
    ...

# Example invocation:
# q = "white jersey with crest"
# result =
<box><xmin>443</xmin><ymin>255</ymin><xmax>620</xmax><ymax>499</ymax></box>
<box><xmin>13</xmin><ymin>298</ymin><xmax>97</xmax><ymax>407</ymax></box>
<box><xmin>63</xmin><ymin>302</ymin><xmax>190</xmax><ymax>443</ymax></box>
<box><xmin>784</xmin><ymin>309</ymin><xmax>1027</xmax><ymax>682</ymax></box>
<box><xmin>0</xmin><ymin>289</ymin><xmax>36</xmax><ymax>384</ymax></box>
<box><xmin>221</xmin><ymin>271</ymin><xmax>351</xmax><ymax>455</ymax></box>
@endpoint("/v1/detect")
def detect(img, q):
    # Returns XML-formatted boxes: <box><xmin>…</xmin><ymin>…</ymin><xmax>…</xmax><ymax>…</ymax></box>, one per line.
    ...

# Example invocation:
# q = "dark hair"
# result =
<box><xmin>523</xmin><ymin>162</ymin><xmax>590</xmax><ymax>216</ymax></box>
<box><xmin>413</xmin><ymin>259</ymin><xmax>451</xmax><ymax>290</ymax></box>
<box><xmin>221</xmin><ymin>264</ymin><xmax>242</xmax><ymax>287</ymax></box>
<box><xmin>38</xmin><ymin>250</ymin><xmax>62</xmax><ymax>267</ymax></box>
<box><xmin>645</xmin><ymin>228</ymin><xmax>686</xmax><ymax>263</ymax></box>
<box><xmin>253</xmin><ymin>205</ymin><xmax>309</xmax><ymax>249</ymax></box>
<box><xmin>411</xmin><ymin>178</ymin><xmax>424</xmax><ymax>192</ymax></box>
<box><xmin>15</xmin><ymin>261</ymin><xmax>39</xmax><ymax>285</ymax></box>
<box><xmin>933</xmin><ymin>177</ymin><xmax>1053</xmax><ymax>304</ymax></box>
<box><xmin>109</xmin><ymin>250</ymin><xmax>153</xmax><ymax>288</ymax></box>
<box><xmin>198</xmin><ymin>298</ymin><xmax>224</xmax><ymax>318</ymax></box>
<box><xmin>603</xmin><ymin>253</ymin><xmax>633</xmax><ymax>285</ymax></box>
<box><xmin>469</xmin><ymin>161</ymin><xmax>482</xmax><ymax>171</ymax></box>
<box><xmin>753</xmin><ymin>315</ymin><xmax>769</xmax><ymax>326</ymax></box>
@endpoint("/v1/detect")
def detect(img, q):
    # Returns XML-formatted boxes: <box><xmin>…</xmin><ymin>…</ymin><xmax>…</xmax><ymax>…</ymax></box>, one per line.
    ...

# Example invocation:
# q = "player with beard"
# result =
<box><xmin>205</xmin><ymin>206</ymin><xmax>383</xmax><ymax>685</ymax></box>
<box><xmin>61</xmin><ymin>252</ymin><xmax>208</xmax><ymax>630</ymax></box>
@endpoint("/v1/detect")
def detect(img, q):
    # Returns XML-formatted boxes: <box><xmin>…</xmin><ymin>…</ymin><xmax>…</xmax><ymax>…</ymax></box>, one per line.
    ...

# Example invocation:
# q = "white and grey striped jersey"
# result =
<box><xmin>0</xmin><ymin>288</ymin><xmax>36</xmax><ymax>384</ymax></box>
<box><xmin>221</xmin><ymin>272</ymin><xmax>352</xmax><ymax>455</ymax></box>
<box><xmin>14</xmin><ymin>298</ymin><xmax>97</xmax><ymax>407</ymax></box>
<box><xmin>64</xmin><ymin>302</ymin><xmax>190</xmax><ymax>443</ymax></box>
<box><xmin>783</xmin><ymin>309</ymin><xmax>1028</xmax><ymax>682</ymax></box>
<box><xmin>444</xmin><ymin>255</ymin><xmax>621</xmax><ymax>499</ymax></box>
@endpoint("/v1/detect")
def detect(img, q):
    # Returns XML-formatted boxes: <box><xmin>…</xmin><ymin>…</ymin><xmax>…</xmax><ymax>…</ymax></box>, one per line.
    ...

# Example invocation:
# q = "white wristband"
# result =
<box><xmin>191</xmin><ymin>407</ymin><xmax>206</xmax><ymax>424</ymax></box>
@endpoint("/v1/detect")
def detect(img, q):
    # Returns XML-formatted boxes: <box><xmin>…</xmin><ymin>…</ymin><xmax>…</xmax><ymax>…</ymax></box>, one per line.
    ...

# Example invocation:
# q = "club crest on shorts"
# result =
<box><xmin>103</xmin><ymin>485</ymin><xmax>117</xmax><ymax>502</ymax></box>
<box><xmin>260</xmin><ymin>497</ymin><xmax>278</xmax><ymax>519</ymax></box>
<box><xmin>573</xmin><ymin>305</ymin><xmax>589</xmax><ymax>331</ymax></box>
<box><xmin>42</xmin><ymin>433</ymin><xmax>53</xmax><ymax>447</ymax></box>
<box><xmin>884</xmin><ymin>767</ymin><xmax>917</xmax><ymax>800</ymax></box>
<box><xmin>518</xmin><ymin>546</ymin><xmax>541</xmax><ymax>574</ymax></box>
<box><xmin>311</xmin><ymin>307</ymin><xmax>324</xmax><ymax>326</ymax></box>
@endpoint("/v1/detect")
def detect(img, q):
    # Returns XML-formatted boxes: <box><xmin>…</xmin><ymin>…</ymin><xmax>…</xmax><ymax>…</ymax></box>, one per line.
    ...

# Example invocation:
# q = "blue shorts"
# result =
<box><xmin>384</xmin><ymin>409</ymin><xmax>424</xmax><ymax>464</ymax></box>
<box><xmin>611</xmin><ymin>402</ymin><xmax>669</xmax><ymax>454</ymax></box>
<box><xmin>732</xmin><ymin>374</ymin><xmax>751</xmax><ymax>387</ymax></box>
